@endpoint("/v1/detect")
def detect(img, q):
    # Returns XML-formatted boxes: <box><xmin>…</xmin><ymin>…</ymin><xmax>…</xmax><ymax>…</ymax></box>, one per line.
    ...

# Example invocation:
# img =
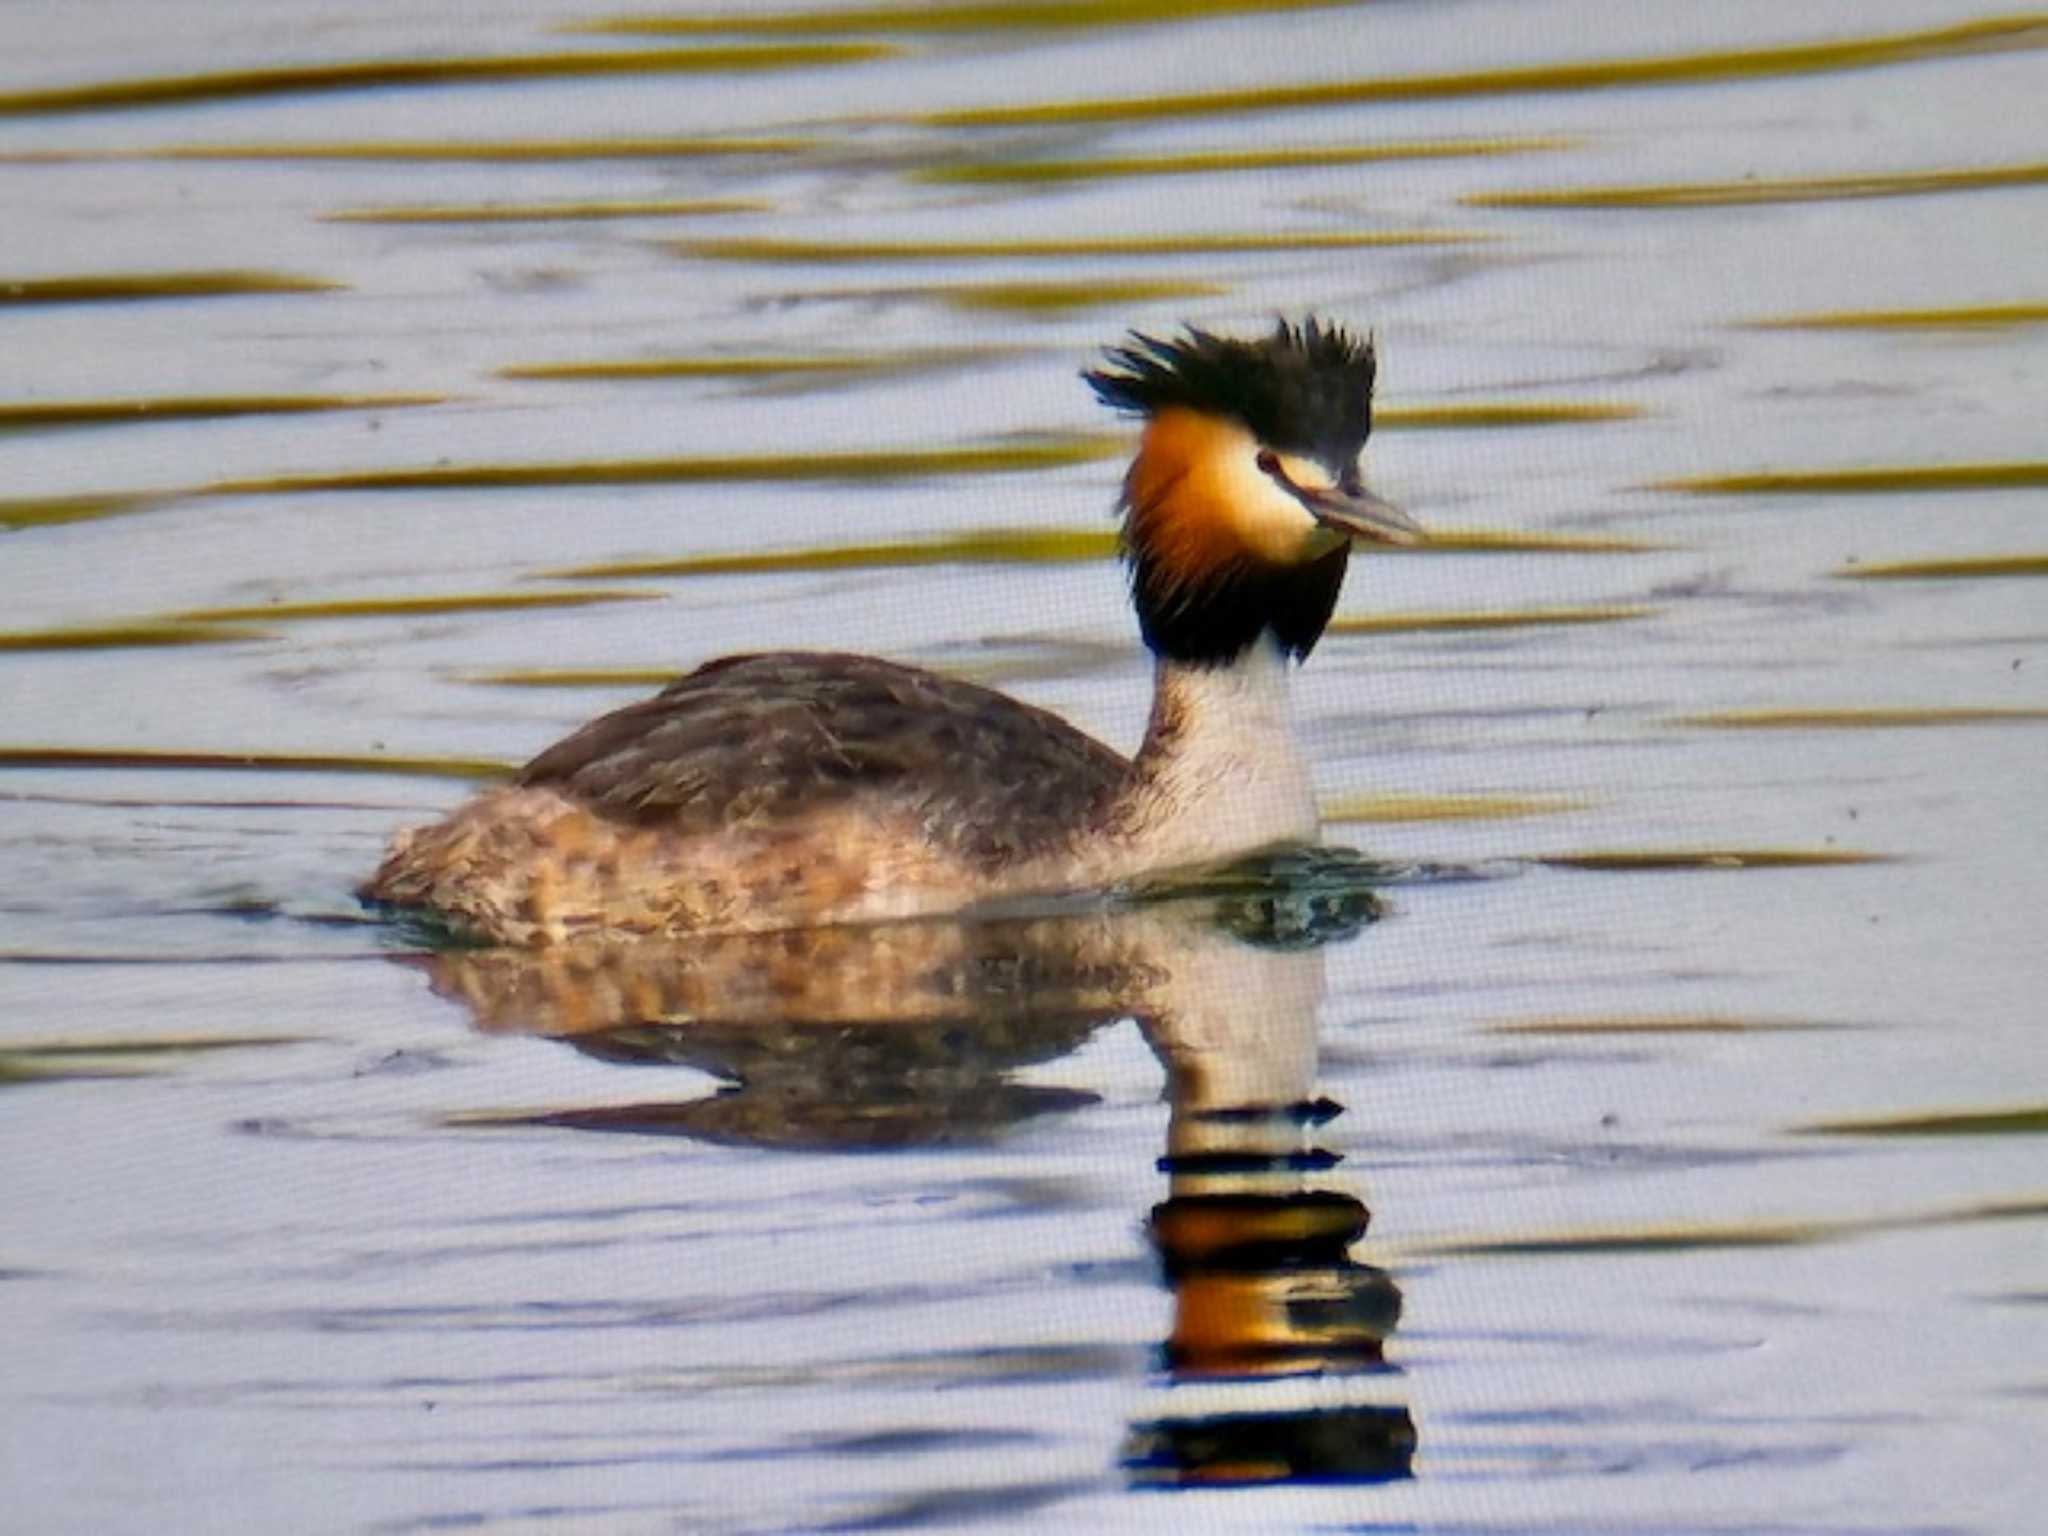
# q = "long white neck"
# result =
<box><xmin>1112</xmin><ymin>634</ymin><xmax>1322</xmax><ymax>869</ymax></box>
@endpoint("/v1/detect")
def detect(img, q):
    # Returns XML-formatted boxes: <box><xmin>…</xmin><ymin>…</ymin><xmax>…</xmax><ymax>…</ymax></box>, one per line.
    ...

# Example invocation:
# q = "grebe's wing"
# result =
<box><xmin>514</xmin><ymin>651</ymin><xmax>1127</xmax><ymax>863</ymax></box>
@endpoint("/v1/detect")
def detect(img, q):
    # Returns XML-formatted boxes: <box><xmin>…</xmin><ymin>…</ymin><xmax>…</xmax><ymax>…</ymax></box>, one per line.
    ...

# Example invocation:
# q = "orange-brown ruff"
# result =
<box><xmin>360</xmin><ymin>318</ymin><xmax>1420</xmax><ymax>944</ymax></box>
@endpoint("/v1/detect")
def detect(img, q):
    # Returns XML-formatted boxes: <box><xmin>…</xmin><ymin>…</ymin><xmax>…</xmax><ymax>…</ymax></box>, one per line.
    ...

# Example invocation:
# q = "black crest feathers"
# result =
<box><xmin>1084</xmin><ymin>317</ymin><xmax>1377</xmax><ymax>470</ymax></box>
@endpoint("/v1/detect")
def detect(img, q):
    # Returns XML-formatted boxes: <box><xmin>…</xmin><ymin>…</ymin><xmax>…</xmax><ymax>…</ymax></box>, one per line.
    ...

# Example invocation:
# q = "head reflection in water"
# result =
<box><xmin>412</xmin><ymin>858</ymin><xmax>1414</xmax><ymax>1488</ymax></box>
<box><xmin>1126</xmin><ymin>909</ymin><xmax>1413</xmax><ymax>1488</ymax></box>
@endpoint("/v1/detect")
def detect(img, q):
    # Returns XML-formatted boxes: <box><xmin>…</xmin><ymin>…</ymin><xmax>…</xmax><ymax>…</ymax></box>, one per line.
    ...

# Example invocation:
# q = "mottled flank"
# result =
<box><xmin>361</xmin><ymin>652</ymin><xmax>1128</xmax><ymax>942</ymax></box>
<box><xmin>362</xmin><ymin>785</ymin><xmax>925</xmax><ymax>942</ymax></box>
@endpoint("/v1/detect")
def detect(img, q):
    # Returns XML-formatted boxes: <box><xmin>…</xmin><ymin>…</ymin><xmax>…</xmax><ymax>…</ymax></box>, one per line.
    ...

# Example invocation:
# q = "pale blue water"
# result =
<box><xmin>3</xmin><ymin>2</ymin><xmax>2044</xmax><ymax>1531</ymax></box>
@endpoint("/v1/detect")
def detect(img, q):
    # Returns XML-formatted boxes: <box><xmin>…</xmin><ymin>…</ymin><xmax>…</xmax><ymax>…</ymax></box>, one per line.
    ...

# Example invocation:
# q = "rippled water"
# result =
<box><xmin>3</xmin><ymin>2</ymin><xmax>2044</xmax><ymax>1531</ymax></box>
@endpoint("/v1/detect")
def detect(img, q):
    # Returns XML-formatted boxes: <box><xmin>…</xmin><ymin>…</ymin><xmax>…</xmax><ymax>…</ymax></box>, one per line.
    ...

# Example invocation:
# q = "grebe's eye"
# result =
<box><xmin>1339</xmin><ymin>467</ymin><xmax>1364</xmax><ymax>496</ymax></box>
<box><xmin>1255</xmin><ymin>449</ymin><xmax>1281</xmax><ymax>477</ymax></box>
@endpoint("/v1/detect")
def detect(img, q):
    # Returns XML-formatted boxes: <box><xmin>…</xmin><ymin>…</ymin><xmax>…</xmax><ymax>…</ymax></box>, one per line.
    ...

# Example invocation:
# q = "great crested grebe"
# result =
<box><xmin>360</xmin><ymin>318</ymin><xmax>1422</xmax><ymax>944</ymax></box>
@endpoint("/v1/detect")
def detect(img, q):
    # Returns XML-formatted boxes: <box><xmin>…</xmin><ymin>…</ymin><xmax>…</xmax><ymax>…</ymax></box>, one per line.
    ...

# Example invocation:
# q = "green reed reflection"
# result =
<box><xmin>0</xmin><ymin>43</ymin><xmax>893</xmax><ymax>117</ymax></box>
<box><xmin>567</xmin><ymin>0</ymin><xmax>1354</xmax><ymax>37</ymax></box>
<box><xmin>915</xmin><ymin>15</ymin><xmax>2048</xmax><ymax>126</ymax></box>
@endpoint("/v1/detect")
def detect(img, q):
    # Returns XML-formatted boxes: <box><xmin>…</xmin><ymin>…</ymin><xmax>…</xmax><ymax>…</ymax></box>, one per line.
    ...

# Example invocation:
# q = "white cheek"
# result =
<box><xmin>1210</xmin><ymin>452</ymin><xmax>1335</xmax><ymax>562</ymax></box>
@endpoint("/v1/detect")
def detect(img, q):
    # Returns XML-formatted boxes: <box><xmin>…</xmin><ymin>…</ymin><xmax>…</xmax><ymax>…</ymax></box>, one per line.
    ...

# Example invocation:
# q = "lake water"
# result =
<box><xmin>3</xmin><ymin>2</ymin><xmax>2044</xmax><ymax>1532</ymax></box>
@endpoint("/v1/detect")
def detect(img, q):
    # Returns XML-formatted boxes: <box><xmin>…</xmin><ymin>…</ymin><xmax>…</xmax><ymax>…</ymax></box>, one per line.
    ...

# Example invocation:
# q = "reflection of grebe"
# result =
<box><xmin>1125</xmin><ymin>907</ymin><xmax>1414</xmax><ymax>1489</ymax></box>
<box><xmin>421</xmin><ymin>889</ymin><xmax>1413</xmax><ymax>1484</ymax></box>
<box><xmin>360</xmin><ymin>321</ymin><xmax>1420</xmax><ymax>943</ymax></box>
<box><xmin>417</xmin><ymin>880</ymin><xmax>1376</xmax><ymax>1149</ymax></box>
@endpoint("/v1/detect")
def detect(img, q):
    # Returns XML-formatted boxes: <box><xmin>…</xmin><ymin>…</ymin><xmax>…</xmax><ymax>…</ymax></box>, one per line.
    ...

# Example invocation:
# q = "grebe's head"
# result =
<box><xmin>1086</xmin><ymin>318</ymin><xmax>1421</xmax><ymax>666</ymax></box>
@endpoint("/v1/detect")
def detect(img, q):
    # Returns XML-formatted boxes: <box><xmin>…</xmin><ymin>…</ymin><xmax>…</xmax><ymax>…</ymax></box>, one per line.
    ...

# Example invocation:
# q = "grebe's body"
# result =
<box><xmin>364</xmin><ymin>642</ymin><xmax>1315</xmax><ymax>943</ymax></box>
<box><xmin>361</xmin><ymin>320</ymin><xmax>1419</xmax><ymax>944</ymax></box>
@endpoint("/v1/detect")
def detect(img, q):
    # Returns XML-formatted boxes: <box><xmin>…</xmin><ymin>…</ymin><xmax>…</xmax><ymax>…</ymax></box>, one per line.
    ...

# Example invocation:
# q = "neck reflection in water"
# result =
<box><xmin>405</xmin><ymin>854</ymin><xmax>1414</xmax><ymax>1490</ymax></box>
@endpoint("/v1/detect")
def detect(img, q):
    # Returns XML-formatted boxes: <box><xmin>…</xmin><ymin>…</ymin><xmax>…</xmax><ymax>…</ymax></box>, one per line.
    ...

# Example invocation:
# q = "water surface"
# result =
<box><xmin>2</xmin><ymin>2</ymin><xmax>2043</xmax><ymax>1531</ymax></box>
